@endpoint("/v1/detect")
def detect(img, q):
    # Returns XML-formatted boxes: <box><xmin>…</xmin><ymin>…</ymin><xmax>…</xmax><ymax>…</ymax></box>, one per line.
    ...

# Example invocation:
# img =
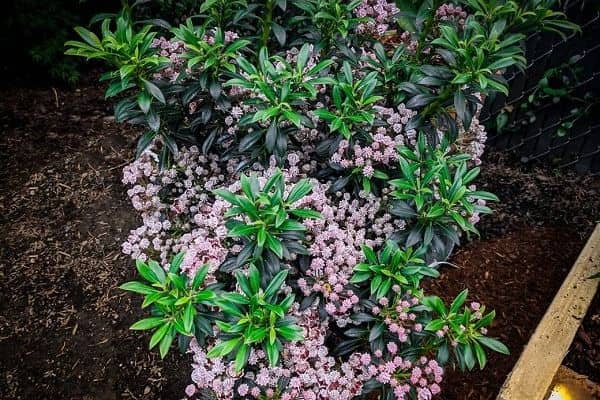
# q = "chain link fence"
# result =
<box><xmin>480</xmin><ymin>1</ymin><xmax>600</xmax><ymax>174</ymax></box>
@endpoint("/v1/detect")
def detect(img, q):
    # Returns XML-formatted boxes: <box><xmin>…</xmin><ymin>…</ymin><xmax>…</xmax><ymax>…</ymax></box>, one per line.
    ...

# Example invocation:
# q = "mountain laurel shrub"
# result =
<box><xmin>67</xmin><ymin>0</ymin><xmax>576</xmax><ymax>398</ymax></box>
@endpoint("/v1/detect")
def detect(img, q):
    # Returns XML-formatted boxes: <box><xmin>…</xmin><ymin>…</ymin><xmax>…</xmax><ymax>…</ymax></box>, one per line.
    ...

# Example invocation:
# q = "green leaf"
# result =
<box><xmin>213</xmin><ymin>188</ymin><xmax>240</xmax><ymax>205</ymax></box>
<box><xmin>264</xmin><ymin>269</ymin><xmax>288</xmax><ymax>299</ymax></box>
<box><xmin>240</xmin><ymin>174</ymin><xmax>254</xmax><ymax>200</ymax></box>
<box><xmin>265</xmin><ymin>340</ymin><xmax>279</xmax><ymax>366</ymax></box>
<box><xmin>277</xmin><ymin>325</ymin><xmax>303</xmax><ymax>341</ymax></box>
<box><xmin>135</xmin><ymin>131</ymin><xmax>156</xmax><ymax>159</ymax></box>
<box><xmin>475</xmin><ymin>310</ymin><xmax>496</xmax><ymax>329</ymax></box>
<box><xmin>286</xmin><ymin>179</ymin><xmax>312</xmax><ymax>204</ymax></box>
<box><xmin>265</xmin><ymin>233</ymin><xmax>284</xmax><ymax>258</ymax></box>
<box><xmin>207</xmin><ymin>337</ymin><xmax>241</xmax><ymax>358</ymax></box>
<box><xmin>257</xmin><ymin>227</ymin><xmax>267</xmax><ymax>247</ymax></box>
<box><xmin>362</xmin><ymin>245</ymin><xmax>377</xmax><ymax>264</ymax></box>
<box><xmin>119</xmin><ymin>281</ymin><xmax>158</xmax><ymax>295</ymax></box>
<box><xmin>488</xmin><ymin>57</ymin><xmax>516</xmax><ymax>71</ymax></box>
<box><xmin>137</xmin><ymin>91</ymin><xmax>152</xmax><ymax>114</ymax></box>
<box><xmin>376</xmin><ymin>278</ymin><xmax>392</xmax><ymax>299</ymax></box>
<box><xmin>222</xmin><ymin>292</ymin><xmax>250</xmax><ymax>304</ymax></box>
<box><xmin>158</xmin><ymin>325</ymin><xmax>176</xmax><ymax>358</ymax></box>
<box><xmin>248</xmin><ymin>264</ymin><xmax>260</xmax><ymax>293</ymax></box>
<box><xmin>149</xmin><ymin>322</ymin><xmax>170</xmax><ymax>349</ymax></box>
<box><xmin>271</xmin><ymin>22</ymin><xmax>286</xmax><ymax>45</ymax></box>
<box><xmin>136</xmin><ymin>260</ymin><xmax>158</xmax><ymax>283</ymax></box>
<box><xmin>147</xmin><ymin>260</ymin><xmax>166</xmax><ymax>284</ymax></box>
<box><xmin>216</xmin><ymin>299</ymin><xmax>244</xmax><ymax>317</ymax></box>
<box><xmin>142</xmin><ymin>292</ymin><xmax>163</xmax><ymax>308</ymax></box>
<box><xmin>192</xmin><ymin>265</ymin><xmax>209</xmax><ymax>290</ymax></box>
<box><xmin>183</xmin><ymin>302</ymin><xmax>195</xmax><ymax>333</ymax></box>
<box><xmin>283</xmin><ymin>110</ymin><xmax>302</xmax><ymax>127</ymax></box>
<box><xmin>74</xmin><ymin>26</ymin><xmax>102</xmax><ymax>48</ymax></box>
<box><xmin>234</xmin><ymin>343</ymin><xmax>250</xmax><ymax>372</ymax></box>
<box><xmin>130</xmin><ymin>317</ymin><xmax>165</xmax><ymax>330</ymax></box>
<box><xmin>279</xmin><ymin>220</ymin><xmax>305</xmax><ymax>231</ymax></box>
<box><xmin>370</xmin><ymin>275</ymin><xmax>382</xmax><ymax>296</ymax></box>
<box><xmin>246</xmin><ymin>327</ymin><xmax>267</xmax><ymax>343</ymax></box>
<box><xmin>421</xmin><ymin>296</ymin><xmax>447</xmax><ymax>316</ymax></box>
<box><xmin>463</xmin><ymin>343</ymin><xmax>476</xmax><ymax>371</ymax></box>
<box><xmin>368</xmin><ymin>323</ymin><xmax>384</xmax><ymax>342</ymax></box>
<box><xmin>351</xmin><ymin>312</ymin><xmax>376</xmax><ymax>323</ymax></box>
<box><xmin>297</xmin><ymin>43</ymin><xmax>310</xmax><ymax>73</ymax></box>
<box><xmin>170</xmin><ymin>252</ymin><xmax>185</xmax><ymax>274</ymax></box>
<box><xmin>350</xmin><ymin>271</ymin><xmax>371</xmax><ymax>284</ymax></box>
<box><xmin>195</xmin><ymin>289</ymin><xmax>215</xmax><ymax>303</ymax></box>
<box><xmin>473</xmin><ymin>340</ymin><xmax>487</xmax><ymax>369</ymax></box>
<box><xmin>229</xmin><ymin>224</ymin><xmax>258</xmax><ymax>237</ymax></box>
<box><xmin>469</xmin><ymin>191</ymin><xmax>499</xmax><ymax>202</ymax></box>
<box><xmin>477</xmin><ymin>337</ymin><xmax>510</xmax><ymax>355</ymax></box>
<box><xmin>141</xmin><ymin>79</ymin><xmax>166</xmax><ymax>104</ymax></box>
<box><xmin>424</xmin><ymin>319</ymin><xmax>446</xmax><ymax>332</ymax></box>
<box><xmin>279</xmin><ymin>293</ymin><xmax>295</xmax><ymax>312</ymax></box>
<box><xmin>169</xmin><ymin>272</ymin><xmax>186</xmax><ymax>291</ymax></box>
<box><xmin>269</xmin><ymin>326</ymin><xmax>276</xmax><ymax>344</ymax></box>
<box><xmin>450</xmin><ymin>289</ymin><xmax>468</xmax><ymax>314</ymax></box>
<box><xmin>289</xmin><ymin>208</ymin><xmax>322</xmax><ymax>219</ymax></box>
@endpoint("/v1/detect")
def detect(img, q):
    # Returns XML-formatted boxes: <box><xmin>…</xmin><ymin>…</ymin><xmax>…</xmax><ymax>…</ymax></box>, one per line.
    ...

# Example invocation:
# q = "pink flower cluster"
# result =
<box><xmin>435</xmin><ymin>3</ymin><xmax>468</xmax><ymax>26</ymax></box>
<box><xmin>151</xmin><ymin>37</ymin><xmax>186</xmax><ymax>82</ymax></box>
<box><xmin>297</xmin><ymin>188</ymin><xmax>406</xmax><ymax>325</ymax></box>
<box><xmin>121</xmin><ymin>147</ymin><xmax>236</xmax><ymax>278</ymax></box>
<box><xmin>458</xmin><ymin>115</ymin><xmax>487</xmax><ymax>165</ymax></box>
<box><xmin>372</xmin><ymin>294</ymin><xmax>423</xmax><ymax>343</ymax></box>
<box><xmin>121</xmin><ymin>145</ymin><xmax>409</xmax><ymax>289</ymax></box>
<box><xmin>355</xmin><ymin>0</ymin><xmax>399</xmax><ymax>37</ymax></box>
<box><xmin>399</xmin><ymin>31</ymin><xmax>418</xmax><ymax>54</ymax></box>
<box><xmin>120</xmin><ymin>123</ymin><xmax>487</xmax><ymax>400</ymax></box>
<box><xmin>187</xmin><ymin>307</ymin><xmax>373</xmax><ymax>399</ymax></box>
<box><xmin>330</xmin><ymin>105</ymin><xmax>416</xmax><ymax>176</ymax></box>
<box><xmin>118</xmin><ymin>144</ymin><xmax>493</xmax><ymax>399</ymax></box>
<box><xmin>366</xmin><ymin>356</ymin><xmax>443</xmax><ymax>399</ymax></box>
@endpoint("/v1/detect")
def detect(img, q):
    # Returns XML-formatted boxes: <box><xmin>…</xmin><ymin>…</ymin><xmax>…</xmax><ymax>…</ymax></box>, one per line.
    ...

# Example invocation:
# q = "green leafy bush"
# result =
<box><xmin>72</xmin><ymin>0</ymin><xmax>579</xmax><ymax>397</ymax></box>
<box><xmin>209</xmin><ymin>267</ymin><xmax>303</xmax><ymax>371</ymax></box>
<box><xmin>215</xmin><ymin>168</ymin><xmax>321</xmax><ymax>277</ymax></box>
<box><xmin>120</xmin><ymin>253</ymin><xmax>217</xmax><ymax>358</ymax></box>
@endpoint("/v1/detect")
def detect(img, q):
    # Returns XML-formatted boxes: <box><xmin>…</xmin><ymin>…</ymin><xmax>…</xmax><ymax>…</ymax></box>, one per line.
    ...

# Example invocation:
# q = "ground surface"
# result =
<box><xmin>0</xmin><ymin>78</ymin><xmax>598</xmax><ymax>400</ymax></box>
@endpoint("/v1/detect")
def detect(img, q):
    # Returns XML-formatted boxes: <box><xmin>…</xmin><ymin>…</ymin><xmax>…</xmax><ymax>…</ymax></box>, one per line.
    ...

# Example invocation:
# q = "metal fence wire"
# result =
<box><xmin>480</xmin><ymin>0</ymin><xmax>600</xmax><ymax>175</ymax></box>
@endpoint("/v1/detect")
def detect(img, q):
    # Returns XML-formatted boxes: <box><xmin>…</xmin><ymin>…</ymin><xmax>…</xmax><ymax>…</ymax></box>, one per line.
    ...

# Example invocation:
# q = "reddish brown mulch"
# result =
<box><xmin>0</xmin><ymin>76</ymin><xmax>598</xmax><ymax>399</ymax></box>
<box><xmin>423</xmin><ymin>227</ymin><xmax>584</xmax><ymax>399</ymax></box>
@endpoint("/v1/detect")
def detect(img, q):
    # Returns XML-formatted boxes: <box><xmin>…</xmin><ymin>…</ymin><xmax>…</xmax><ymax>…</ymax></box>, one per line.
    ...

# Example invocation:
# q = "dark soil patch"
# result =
<box><xmin>424</xmin><ymin>227</ymin><xmax>583</xmax><ymax>399</ymax></box>
<box><xmin>476</xmin><ymin>152</ymin><xmax>600</xmax><ymax>387</ymax></box>
<box><xmin>0</xmin><ymin>75</ymin><xmax>599</xmax><ymax>399</ymax></box>
<box><xmin>0</xmin><ymin>75</ymin><xmax>190</xmax><ymax>400</ymax></box>
<box><xmin>477</xmin><ymin>152</ymin><xmax>600</xmax><ymax>241</ymax></box>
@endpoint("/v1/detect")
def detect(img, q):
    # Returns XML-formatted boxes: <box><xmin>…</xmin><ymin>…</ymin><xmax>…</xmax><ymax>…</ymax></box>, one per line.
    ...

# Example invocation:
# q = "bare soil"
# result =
<box><xmin>0</xmin><ymin>77</ymin><xmax>189</xmax><ymax>400</ymax></box>
<box><xmin>0</xmin><ymin>77</ymin><xmax>598</xmax><ymax>399</ymax></box>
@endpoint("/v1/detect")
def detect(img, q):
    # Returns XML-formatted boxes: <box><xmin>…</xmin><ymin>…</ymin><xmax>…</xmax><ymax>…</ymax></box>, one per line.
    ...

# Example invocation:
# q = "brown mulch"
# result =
<box><xmin>422</xmin><ymin>226</ymin><xmax>583</xmax><ymax>399</ymax></box>
<box><xmin>0</xmin><ymin>76</ymin><xmax>599</xmax><ymax>399</ymax></box>
<box><xmin>0</xmin><ymin>78</ymin><xmax>189</xmax><ymax>400</ymax></box>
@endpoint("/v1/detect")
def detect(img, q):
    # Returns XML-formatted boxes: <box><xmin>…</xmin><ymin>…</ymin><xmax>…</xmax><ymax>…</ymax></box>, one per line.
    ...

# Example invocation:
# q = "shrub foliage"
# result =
<box><xmin>67</xmin><ymin>0</ymin><xmax>576</xmax><ymax>398</ymax></box>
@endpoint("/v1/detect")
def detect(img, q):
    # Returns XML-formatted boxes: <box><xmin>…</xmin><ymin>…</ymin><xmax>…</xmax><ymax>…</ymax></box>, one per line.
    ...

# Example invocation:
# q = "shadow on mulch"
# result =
<box><xmin>0</xmin><ymin>76</ymin><xmax>598</xmax><ymax>399</ymax></box>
